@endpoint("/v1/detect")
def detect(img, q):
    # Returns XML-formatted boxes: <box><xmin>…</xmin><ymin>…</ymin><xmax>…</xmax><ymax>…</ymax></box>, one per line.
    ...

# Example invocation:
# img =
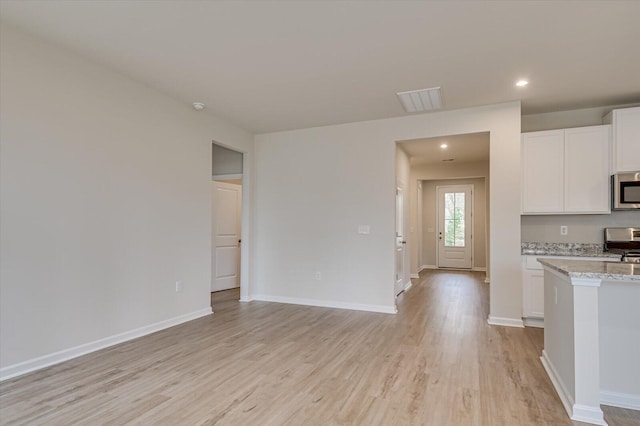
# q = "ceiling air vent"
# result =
<box><xmin>397</xmin><ymin>87</ymin><xmax>442</xmax><ymax>113</ymax></box>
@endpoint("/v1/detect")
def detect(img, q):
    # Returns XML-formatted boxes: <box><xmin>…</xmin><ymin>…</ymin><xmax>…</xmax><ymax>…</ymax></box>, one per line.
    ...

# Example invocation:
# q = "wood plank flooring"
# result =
<box><xmin>1</xmin><ymin>271</ymin><xmax>638</xmax><ymax>425</ymax></box>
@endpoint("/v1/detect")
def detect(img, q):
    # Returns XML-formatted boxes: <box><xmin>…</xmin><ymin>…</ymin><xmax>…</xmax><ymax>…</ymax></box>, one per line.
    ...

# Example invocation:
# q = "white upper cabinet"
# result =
<box><xmin>604</xmin><ymin>107</ymin><xmax>640</xmax><ymax>173</ymax></box>
<box><xmin>522</xmin><ymin>125</ymin><xmax>610</xmax><ymax>214</ymax></box>
<box><xmin>564</xmin><ymin>126</ymin><xmax>610</xmax><ymax>213</ymax></box>
<box><xmin>522</xmin><ymin>130</ymin><xmax>565</xmax><ymax>213</ymax></box>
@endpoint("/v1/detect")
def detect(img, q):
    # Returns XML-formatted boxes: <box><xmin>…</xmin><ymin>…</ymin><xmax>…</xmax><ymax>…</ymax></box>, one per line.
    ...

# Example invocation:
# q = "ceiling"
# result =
<box><xmin>1</xmin><ymin>1</ymin><xmax>639</xmax><ymax>133</ymax></box>
<box><xmin>400</xmin><ymin>133</ymin><xmax>489</xmax><ymax>166</ymax></box>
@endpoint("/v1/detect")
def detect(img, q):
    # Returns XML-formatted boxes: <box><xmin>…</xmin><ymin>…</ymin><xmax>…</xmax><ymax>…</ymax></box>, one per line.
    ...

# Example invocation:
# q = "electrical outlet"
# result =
<box><xmin>560</xmin><ymin>226</ymin><xmax>568</xmax><ymax>236</ymax></box>
<box><xmin>175</xmin><ymin>281</ymin><xmax>183</xmax><ymax>292</ymax></box>
<box><xmin>315</xmin><ymin>272</ymin><xmax>322</xmax><ymax>281</ymax></box>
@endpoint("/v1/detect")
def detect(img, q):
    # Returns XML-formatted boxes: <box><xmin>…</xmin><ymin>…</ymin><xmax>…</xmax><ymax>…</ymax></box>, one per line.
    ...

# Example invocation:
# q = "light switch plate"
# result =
<box><xmin>358</xmin><ymin>225</ymin><xmax>370</xmax><ymax>234</ymax></box>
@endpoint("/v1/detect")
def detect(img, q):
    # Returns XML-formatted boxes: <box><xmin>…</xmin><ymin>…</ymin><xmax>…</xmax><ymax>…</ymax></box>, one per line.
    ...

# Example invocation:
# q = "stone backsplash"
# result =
<box><xmin>521</xmin><ymin>242</ymin><xmax>619</xmax><ymax>257</ymax></box>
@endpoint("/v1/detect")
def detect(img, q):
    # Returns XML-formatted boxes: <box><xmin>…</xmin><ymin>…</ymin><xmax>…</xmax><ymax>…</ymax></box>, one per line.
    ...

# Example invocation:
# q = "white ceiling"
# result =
<box><xmin>1</xmin><ymin>1</ymin><xmax>639</xmax><ymax>133</ymax></box>
<box><xmin>400</xmin><ymin>133</ymin><xmax>489</xmax><ymax>166</ymax></box>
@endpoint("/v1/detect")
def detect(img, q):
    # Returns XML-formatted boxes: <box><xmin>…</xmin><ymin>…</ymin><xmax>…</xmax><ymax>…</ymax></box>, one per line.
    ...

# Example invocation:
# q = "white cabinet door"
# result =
<box><xmin>523</xmin><ymin>269</ymin><xmax>545</xmax><ymax>318</ymax></box>
<box><xmin>564</xmin><ymin>126</ymin><xmax>610</xmax><ymax>213</ymax></box>
<box><xmin>607</xmin><ymin>107</ymin><xmax>640</xmax><ymax>173</ymax></box>
<box><xmin>522</xmin><ymin>126</ymin><xmax>611</xmax><ymax>214</ymax></box>
<box><xmin>522</xmin><ymin>130</ymin><xmax>564</xmax><ymax>213</ymax></box>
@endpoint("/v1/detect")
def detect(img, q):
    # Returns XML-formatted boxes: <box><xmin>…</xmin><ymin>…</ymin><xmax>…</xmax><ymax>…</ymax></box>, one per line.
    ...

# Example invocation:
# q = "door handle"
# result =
<box><xmin>402</xmin><ymin>241</ymin><xmax>407</xmax><ymax>244</ymax></box>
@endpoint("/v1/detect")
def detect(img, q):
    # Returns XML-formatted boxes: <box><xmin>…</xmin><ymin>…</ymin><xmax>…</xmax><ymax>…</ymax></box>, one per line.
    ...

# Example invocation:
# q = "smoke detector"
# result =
<box><xmin>397</xmin><ymin>87</ymin><xmax>442</xmax><ymax>113</ymax></box>
<box><xmin>192</xmin><ymin>102</ymin><xmax>205</xmax><ymax>111</ymax></box>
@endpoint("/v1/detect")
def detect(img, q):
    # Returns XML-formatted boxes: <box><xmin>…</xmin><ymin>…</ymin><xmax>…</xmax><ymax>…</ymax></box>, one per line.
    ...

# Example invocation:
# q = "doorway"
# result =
<box><xmin>437</xmin><ymin>184</ymin><xmax>473</xmax><ymax>269</ymax></box>
<box><xmin>395</xmin><ymin>131</ymin><xmax>490</xmax><ymax>294</ymax></box>
<box><xmin>211</xmin><ymin>142</ymin><xmax>245</xmax><ymax>308</ymax></box>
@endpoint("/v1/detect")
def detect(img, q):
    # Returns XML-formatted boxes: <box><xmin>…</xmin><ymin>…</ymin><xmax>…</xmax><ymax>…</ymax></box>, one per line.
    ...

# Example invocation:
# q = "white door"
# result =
<box><xmin>212</xmin><ymin>181</ymin><xmax>242</xmax><ymax>292</ymax></box>
<box><xmin>395</xmin><ymin>187</ymin><xmax>405</xmax><ymax>296</ymax></box>
<box><xmin>437</xmin><ymin>185</ymin><xmax>472</xmax><ymax>269</ymax></box>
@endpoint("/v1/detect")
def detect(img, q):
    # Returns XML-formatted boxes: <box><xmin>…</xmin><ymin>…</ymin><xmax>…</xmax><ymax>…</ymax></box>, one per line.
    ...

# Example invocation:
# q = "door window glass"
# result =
<box><xmin>444</xmin><ymin>192</ymin><xmax>465</xmax><ymax>247</ymax></box>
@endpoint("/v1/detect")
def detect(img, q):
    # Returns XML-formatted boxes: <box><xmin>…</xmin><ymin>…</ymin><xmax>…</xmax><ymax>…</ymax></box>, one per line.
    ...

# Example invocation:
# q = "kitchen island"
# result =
<box><xmin>538</xmin><ymin>258</ymin><xmax>639</xmax><ymax>426</ymax></box>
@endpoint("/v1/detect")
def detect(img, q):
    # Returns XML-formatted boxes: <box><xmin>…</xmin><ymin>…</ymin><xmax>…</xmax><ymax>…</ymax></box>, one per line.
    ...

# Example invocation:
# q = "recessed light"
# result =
<box><xmin>440</xmin><ymin>143</ymin><xmax>448</xmax><ymax>149</ymax></box>
<box><xmin>516</xmin><ymin>80</ymin><xmax>529</xmax><ymax>87</ymax></box>
<box><xmin>192</xmin><ymin>102</ymin><xmax>205</xmax><ymax>111</ymax></box>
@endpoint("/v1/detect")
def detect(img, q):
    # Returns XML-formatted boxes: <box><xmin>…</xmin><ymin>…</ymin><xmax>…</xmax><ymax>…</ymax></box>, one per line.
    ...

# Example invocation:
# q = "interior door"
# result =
<box><xmin>437</xmin><ymin>185</ymin><xmax>472</xmax><ymax>269</ymax></box>
<box><xmin>212</xmin><ymin>181</ymin><xmax>242</xmax><ymax>291</ymax></box>
<box><xmin>395</xmin><ymin>187</ymin><xmax>405</xmax><ymax>296</ymax></box>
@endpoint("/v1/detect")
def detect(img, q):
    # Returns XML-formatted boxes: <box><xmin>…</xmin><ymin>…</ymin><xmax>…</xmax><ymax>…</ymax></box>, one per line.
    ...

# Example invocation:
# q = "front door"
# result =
<box><xmin>437</xmin><ymin>185</ymin><xmax>472</xmax><ymax>269</ymax></box>
<box><xmin>212</xmin><ymin>181</ymin><xmax>242</xmax><ymax>291</ymax></box>
<box><xmin>395</xmin><ymin>187</ymin><xmax>405</xmax><ymax>296</ymax></box>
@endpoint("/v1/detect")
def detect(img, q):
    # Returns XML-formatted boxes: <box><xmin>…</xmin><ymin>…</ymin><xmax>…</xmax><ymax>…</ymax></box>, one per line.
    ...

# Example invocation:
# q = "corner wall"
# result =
<box><xmin>0</xmin><ymin>25</ymin><xmax>254</xmax><ymax>377</ymax></box>
<box><xmin>254</xmin><ymin>102</ymin><xmax>521</xmax><ymax>323</ymax></box>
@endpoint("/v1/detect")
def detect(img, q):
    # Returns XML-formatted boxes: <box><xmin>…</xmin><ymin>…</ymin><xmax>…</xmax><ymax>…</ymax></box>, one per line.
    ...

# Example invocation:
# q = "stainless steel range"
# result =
<box><xmin>604</xmin><ymin>227</ymin><xmax>640</xmax><ymax>263</ymax></box>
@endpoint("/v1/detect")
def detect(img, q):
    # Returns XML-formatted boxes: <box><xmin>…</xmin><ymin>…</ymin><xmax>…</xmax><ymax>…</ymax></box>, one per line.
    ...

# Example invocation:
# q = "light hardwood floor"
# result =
<box><xmin>1</xmin><ymin>271</ymin><xmax>638</xmax><ymax>425</ymax></box>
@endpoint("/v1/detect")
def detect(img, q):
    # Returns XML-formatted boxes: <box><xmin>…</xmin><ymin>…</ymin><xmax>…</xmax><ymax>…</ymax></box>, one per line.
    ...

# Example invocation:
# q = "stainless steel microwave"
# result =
<box><xmin>612</xmin><ymin>172</ymin><xmax>640</xmax><ymax>210</ymax></box>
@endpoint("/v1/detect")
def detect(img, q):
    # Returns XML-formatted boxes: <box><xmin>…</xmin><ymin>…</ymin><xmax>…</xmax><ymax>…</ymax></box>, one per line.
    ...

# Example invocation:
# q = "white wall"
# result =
<box><xmin>253</xmin><ymin>102</ymin><xmax>521</xmax><ymax>323</ymax></box>
<box><xmin>599</xmin><ymin>281</ymin><xmax>640</xmax><ymax>398</ymax></box>
<box><xmin>521</xmin><ymin>102</ymin><xmax>640</xmax><ymax>132</ymax></box>
<box><xmin>521</xmin><ymin>212</ymin><xmax>640</xmax><ymax>243</ymax></box>
<box><xmin>542</xmin><ymin>269</ymin><xmax>576</xmax><ymax>406</ymax></box>
<box><xmin>0</xmin><ymin>25</ymin><xmax>254</xmax><ymax>376</ymax></box>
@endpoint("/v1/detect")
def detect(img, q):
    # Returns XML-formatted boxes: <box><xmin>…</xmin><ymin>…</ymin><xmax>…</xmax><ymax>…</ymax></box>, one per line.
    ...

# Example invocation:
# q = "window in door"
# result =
<box><xmin>444</xmin><ymin>192</ymin><xmax>465</xmax><ymax>247</ymax></box>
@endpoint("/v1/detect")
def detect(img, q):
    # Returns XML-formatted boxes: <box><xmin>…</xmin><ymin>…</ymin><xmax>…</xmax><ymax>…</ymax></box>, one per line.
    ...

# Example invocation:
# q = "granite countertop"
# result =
<box><xmin>538</xmin><ymin>258</ymin><xmax>640</xmax><ymax>282</ymax></box>
<box><xmin>521</xmin><ymin>242</ymin><xmax>620</xmax><ymax>258</ymax></box>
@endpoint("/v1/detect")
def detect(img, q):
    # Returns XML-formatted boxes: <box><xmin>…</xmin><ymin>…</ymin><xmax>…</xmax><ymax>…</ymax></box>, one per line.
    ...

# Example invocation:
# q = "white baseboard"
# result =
<box><xmin>419</xmin><ymin>265</ymin><xmax>486</xmax><ymax>273</ymax></box>
<box><xmin>410</xmin><ymin>273</ymin><xmax>419</xmax><ymax>279</ymax></box>
<box><xmin>541</xmin><ymin>350</ymin><xmax>575</xmax><ymax>420</ymax></box>
<box><xmin>0</xmin><ymin>307</ymin><xmax>213</xmax><ymax>382</ymax></box>
<box><xmin>601</xmin><ymin>390</ymin><xmax>640</xmax><ymax>410</ymax></box>
<box><xmin>540</xmin><ymin>351</ymin><xmax>606</xmax><ymax>424</ymax></box>
<box><xmin>487</xmin><ymin>316</ymin><xmax>524</xmax><ymax>328</ymax></box>
<box><xmin>571</xmin><ymin>404</ymin><xmax>606</xmax><ymax>425</ymax></box>
<box><xmin>239</xmin><ymin>298</ymin><xmax>252</xmax><ymax>302</ymax></box>
<box><xmin>420</xmin><ymin>265</ymin><xmax>436</xmax><ymax>271</ymax></box>
<box><xmin>251</xmin><ymin>294</ymin><xmax>397</xmax><ymax>314</ymax></box>
<box><xmin>523</xmin><ymin>317</ymin><xmax>544</xmax><ymax>328</ymax></box>
<box><xmin>404</xmin><ymin>281</ymin><xmax>413</xmax><ymax>292</ymax></box>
